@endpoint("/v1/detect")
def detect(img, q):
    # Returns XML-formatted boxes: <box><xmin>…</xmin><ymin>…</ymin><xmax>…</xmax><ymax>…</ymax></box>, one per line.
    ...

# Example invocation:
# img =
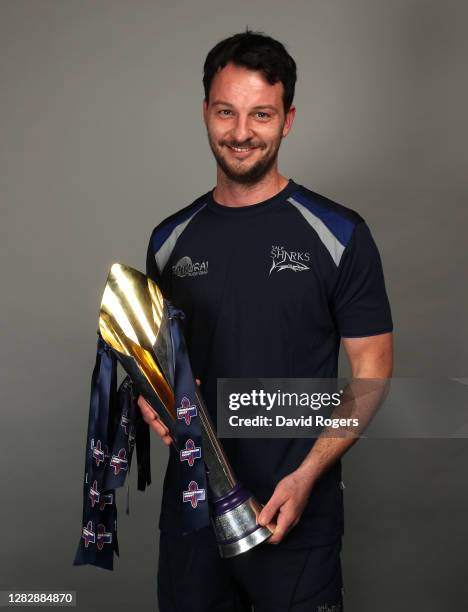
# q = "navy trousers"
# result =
<box><xmin>157</xmin><ymin>526</ymin><xmax>343</xmax><ymax>612</ymax></box>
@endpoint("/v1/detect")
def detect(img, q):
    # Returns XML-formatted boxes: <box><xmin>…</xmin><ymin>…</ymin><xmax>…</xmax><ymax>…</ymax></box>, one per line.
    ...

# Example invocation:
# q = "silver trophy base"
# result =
<box><xmin>212</xmin><ymin>493</ymin><xmax>274</xmax><ymax>558</ymax></box>
<box><xmin>218</xmin><ymin>523</ymin><xmax>273</xmax><ymax>558</ymax></box>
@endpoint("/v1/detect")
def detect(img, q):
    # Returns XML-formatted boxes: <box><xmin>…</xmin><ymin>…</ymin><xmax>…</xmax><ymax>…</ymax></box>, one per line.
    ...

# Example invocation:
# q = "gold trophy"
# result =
<box><xmin>98</xmin><ymin>263</ymin><xmax>275</xmax><ymax>557</ymax></box>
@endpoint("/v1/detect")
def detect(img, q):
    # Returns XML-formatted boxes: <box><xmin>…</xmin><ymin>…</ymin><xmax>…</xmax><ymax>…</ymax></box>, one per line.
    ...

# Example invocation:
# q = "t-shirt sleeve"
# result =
<box><xmin>146</xmin><ymin>229</ymin><xmax>162</xmax><ymax>284</ymax></box>
<box><xmin>332</xmin><ymin>221</ymin><xmax>393</xmax><ymax>337</ymax></box>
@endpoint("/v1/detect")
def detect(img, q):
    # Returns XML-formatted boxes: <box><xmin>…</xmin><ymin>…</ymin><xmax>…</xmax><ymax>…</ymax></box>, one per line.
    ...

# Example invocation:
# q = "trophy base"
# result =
<box><xmin>217</xmin><ymin>523</ymin><xmax>273</xmax><ymax>558</ymax></box>
<box><xmin>211</xmin><ymin>483</ymin><xmax>274</xmax><ymax>558</ymax></box>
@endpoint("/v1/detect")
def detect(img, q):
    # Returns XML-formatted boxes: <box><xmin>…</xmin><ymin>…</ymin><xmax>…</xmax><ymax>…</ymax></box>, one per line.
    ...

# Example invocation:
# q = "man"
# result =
<box><xmin>139</xmin><ymin>30</ymin><xmax>393</xmax><ymax>612</ymax></box>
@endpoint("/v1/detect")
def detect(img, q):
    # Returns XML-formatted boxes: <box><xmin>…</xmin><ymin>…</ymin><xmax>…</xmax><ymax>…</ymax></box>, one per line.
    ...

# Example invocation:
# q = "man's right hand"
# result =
<box><xmin>137</xmin><ymin>395</ymin><xmax>173</xmax><ymax>446</ymax></box>
<box><xmin>137</xmin><ymin>381</ymin><xmax>200</xmax><ymax>446</ymax></box>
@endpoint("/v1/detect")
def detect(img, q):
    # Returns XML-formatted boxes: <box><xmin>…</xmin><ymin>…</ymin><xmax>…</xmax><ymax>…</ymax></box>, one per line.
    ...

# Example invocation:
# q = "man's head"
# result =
<box><xmin>202</xmin><ymin>30</ymin><xmax>297</xmax><ymax>185</ymax></box>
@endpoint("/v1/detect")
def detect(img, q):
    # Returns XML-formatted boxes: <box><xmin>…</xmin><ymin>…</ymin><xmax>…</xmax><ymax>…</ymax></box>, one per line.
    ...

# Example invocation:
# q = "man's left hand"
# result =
<box><xmin>256</xmin><ymin>467</ymin><xmax>314</xmax><ymax>544</ymax></box>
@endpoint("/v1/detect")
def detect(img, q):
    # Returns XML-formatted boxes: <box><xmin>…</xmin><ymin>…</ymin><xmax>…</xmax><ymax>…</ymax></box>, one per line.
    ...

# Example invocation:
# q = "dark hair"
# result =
<box><xmin>203</xmin><ymin>28</ymin><xmax>297</xmax><ymax>114</ymax></box>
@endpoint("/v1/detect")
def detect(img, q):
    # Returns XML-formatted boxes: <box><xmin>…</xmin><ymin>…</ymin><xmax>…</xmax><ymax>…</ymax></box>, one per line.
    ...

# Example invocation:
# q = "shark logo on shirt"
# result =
<box><xmin>269</xmin><ymin>246</ymin><xmax>310</xmax><ymax>275</ymax></box>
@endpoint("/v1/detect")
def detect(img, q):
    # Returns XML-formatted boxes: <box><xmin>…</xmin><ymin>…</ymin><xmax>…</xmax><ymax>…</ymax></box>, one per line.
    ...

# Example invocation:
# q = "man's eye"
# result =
<box><xmin>218</xmin><ymin>109</ymin><xmax>233</xmax><ymax>116</ymax></box>
<box><xmin>255</xmin><ymin>112</ymin><xmax>270</xmax><ymax>119</ymax></box>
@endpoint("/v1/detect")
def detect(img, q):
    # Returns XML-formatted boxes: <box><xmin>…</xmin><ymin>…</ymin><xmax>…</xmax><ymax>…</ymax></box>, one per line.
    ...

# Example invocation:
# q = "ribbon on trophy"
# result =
<box><xmin>74</xmin><ymin>302</ymin><xmax>209</xmax><ymax>570</ymax></box>
<box><xmin>167</xmin><ymin>302</ymin><xmax>209</xmax><ymax>533</ymax></box>
<box><xmin>73</xmin><ymin>335</ymin><xmax>151</xmax><ymax>570</ymax></box>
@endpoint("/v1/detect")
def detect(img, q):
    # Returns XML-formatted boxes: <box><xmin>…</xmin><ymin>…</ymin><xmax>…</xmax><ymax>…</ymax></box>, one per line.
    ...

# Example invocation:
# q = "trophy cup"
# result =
<box><xmin>98</xmin><ymin>263</ymin><xmax>274</xmax><ymax>557</ymax></box>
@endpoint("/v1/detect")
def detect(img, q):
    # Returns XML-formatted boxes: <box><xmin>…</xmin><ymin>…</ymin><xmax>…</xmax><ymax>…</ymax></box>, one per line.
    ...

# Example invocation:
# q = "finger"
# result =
<box><xmin>268</xmin><ymin>511</ymin><xmax>294</xmax><ymax>545</ymax></box>
<box><xmin>148</xmin><ymin>417</ymin><xmax>174</xmax><ymax>445</ymax></box>
<box><xmin>137</xmin><ymin>394</ymin><xmax>159</xmax><ymax>416</ymax></box>
<box><xmin>161</xmin><ymin>432</ymin><xmax>173</xmax><ymax>446</ymax></box>
<box><xmin>155</xmin><ymin>416</ymin><xmax>170</xmax><ymax>435</ymax></box>
<box><xmin>137</xmin><ymin>395</ymin><xmax>157</xmax><ymax>420</ymax></box>
<box><xmin>137</xmin><ymin>396</ymin><xmax>172</xmax><ymax>441</ymax></box>
<box><xmin>257</xmin><ymin>492</ymin><xmax>285</xmax><ymax>526</ymax></box>
<box><xmin>138</xmin><ymin>396</ymin><xmax>169</xmax><ymax>431</ymax></box>
<box><xmin>149</xmin><ymin>417</ymin><xmax>170</xmax><ymax>437</ymax></box>
<box><xmin>143</xmin><ymin>409</ymin><xmax>169</xmax><ymax>435</ymax></box>
<box><xmin>195</xmin><ymin>379</ymin><xmax>201</xmax><ymax>386</ymax></box>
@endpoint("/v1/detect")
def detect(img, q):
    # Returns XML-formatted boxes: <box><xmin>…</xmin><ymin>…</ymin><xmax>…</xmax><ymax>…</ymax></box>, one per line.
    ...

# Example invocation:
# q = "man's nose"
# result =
<box><xmin>230</xmin><ymin>115</ymin><xmax>254</xmax><ymax>144</ymax></box>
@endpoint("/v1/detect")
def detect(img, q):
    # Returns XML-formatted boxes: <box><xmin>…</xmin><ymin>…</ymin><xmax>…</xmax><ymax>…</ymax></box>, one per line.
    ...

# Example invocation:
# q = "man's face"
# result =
<box><xmin>203</xmin><ymin>63</ymin><xmax>295</xmax><ymax>185</ymax></box>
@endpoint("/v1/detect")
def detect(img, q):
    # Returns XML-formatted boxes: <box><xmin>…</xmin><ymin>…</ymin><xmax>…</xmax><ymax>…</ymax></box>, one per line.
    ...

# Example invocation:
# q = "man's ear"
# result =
<box><xmin>202</xmin><ymin>98</ymin><xmax>208</xmax><ymax>126</ymax></box>
<box><xmin>282</xmin><ymin>104</ymin><xmax>296</xmax><ymax>138</ymax></box>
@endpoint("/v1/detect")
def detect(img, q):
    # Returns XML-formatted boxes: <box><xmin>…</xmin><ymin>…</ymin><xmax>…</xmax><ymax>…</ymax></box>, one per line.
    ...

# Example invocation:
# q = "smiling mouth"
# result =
<box><xmin>229</xmin><ymin>145</ymin><xmax>254</xmax><ymax>151</ymax></box>
<box><xmin>225</xmin><ymin>145</ymin><xmax>259</xmax><ymax>154</ymax></box>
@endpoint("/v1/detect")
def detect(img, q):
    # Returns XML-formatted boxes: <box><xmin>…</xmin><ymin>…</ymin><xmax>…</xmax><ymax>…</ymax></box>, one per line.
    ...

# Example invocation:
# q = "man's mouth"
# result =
<box><xmin>229</xmin><ymin>145</ymin><xmax>254</xmax><ymax>151</ymax></box>
<box><xmin>225</xmin><ymin>144</ymin><xmax>259</xmax><ymax>156</ymax></box>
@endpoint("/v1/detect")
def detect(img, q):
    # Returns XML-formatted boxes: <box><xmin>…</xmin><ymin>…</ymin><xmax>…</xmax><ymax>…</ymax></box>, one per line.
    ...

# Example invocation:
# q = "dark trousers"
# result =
<box><xmin>157</xmin><ymin>526</ymin><xmax>343</xmax><ymax>612</ymax></box>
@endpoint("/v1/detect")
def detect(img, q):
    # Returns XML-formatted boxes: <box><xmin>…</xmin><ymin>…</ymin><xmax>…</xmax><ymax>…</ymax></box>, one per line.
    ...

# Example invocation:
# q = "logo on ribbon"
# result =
<box><xmin>182</xmin><ymin>481</ymin><xmax>206</xmax><ymax>508</ymax></box>
<box><xmin>89</xmin><ymin>480</ymin><xmax>113</xmax><ymax>510</ymax></box>
<box><xmin>109</xmin><ymin>448</ymin><xmax>128</xmax><ymax>475</ymax></box>
<box><xmin>99</xmin><ymin>493</ymin><xmax>113</xmax><ymax>511</ymax></box>
<box><xmin>120</xmin><ymin>410</ymin><xmax>129</xmax><ymax>434</ymax></box>
<box><xmin>89</xmin><ymin>480</ymin><xmax>100</xmax><ymax>507</ymax></box>
<box><xmin>177</xmin><ymin>396</ymin><xmax>197</xmax><ymax>426</ymax></box>
<box><xmin>91</xmin><ymin>439</ymin><xmax>109</xmax><ymax>467</ymax></box>
<box><xmin>128</xmin><ymin>427</ymin><xmax>136</xmax><ymax>448</ymax></box>
<box><xmin>96</xmin><ymin>524</ymin><xmax>112</xmax><ymax>550</ymax></box>
<box><xmin>82</xmin><ymin>521</ymin><xmax>95</xmax><ymax>548</ymax></box>
<box><xmin>180</xmin><ymin>438</ymin><xmax>201</xmax><ymax>466</ymax></box>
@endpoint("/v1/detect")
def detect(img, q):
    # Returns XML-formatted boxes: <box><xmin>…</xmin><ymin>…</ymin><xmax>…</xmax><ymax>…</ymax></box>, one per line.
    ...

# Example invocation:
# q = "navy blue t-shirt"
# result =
<box><xmin>146</xmin><ymin>178</ymin><xmax>393</xmax><ymax>546</ymax></box>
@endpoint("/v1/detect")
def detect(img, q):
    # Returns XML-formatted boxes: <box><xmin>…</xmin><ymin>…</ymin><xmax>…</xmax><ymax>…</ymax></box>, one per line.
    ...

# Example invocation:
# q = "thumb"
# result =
<box><xmin>257</xmin><ymin>493</ymin><xmax>282</xmax><ymax>526</ymax></box>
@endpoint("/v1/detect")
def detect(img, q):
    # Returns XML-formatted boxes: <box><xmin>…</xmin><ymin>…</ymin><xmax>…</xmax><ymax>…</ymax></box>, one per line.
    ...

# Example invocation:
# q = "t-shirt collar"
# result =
<box><xmin>206</xmin><ymin>178</ymin><xmax>299</xmax><ymax>216</ymax></box>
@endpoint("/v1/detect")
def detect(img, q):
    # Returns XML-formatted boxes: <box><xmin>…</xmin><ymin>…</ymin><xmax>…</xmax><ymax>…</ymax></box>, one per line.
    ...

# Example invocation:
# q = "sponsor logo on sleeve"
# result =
<box><xmin>172</xmin><ymin>256</ymin><xmax>209</xmax><ymax>278</ymax></box>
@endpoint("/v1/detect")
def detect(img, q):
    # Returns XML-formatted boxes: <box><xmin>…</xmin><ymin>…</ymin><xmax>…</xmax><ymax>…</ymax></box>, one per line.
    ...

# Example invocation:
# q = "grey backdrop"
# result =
<box><xmin>1</xmin><ymin>1</ymin><xmax>467</xmax><ymax>610</ymax></box>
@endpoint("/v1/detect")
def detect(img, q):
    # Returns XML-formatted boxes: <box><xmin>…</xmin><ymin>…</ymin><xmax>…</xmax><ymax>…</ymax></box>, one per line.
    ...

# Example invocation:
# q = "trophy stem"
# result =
<box><xmin>194</xmin><ymin>389</ymin><xmax>236</xmax><ymax>497</ymax></box>
<box><xmin>193</xmin><ymin>389</ymin><xmax>274</xmax><ymax>557</ymax></box>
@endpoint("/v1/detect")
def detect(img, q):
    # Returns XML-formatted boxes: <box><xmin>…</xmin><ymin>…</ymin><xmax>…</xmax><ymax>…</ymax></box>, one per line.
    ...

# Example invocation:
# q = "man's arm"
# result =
<box><xmin>257</xmin><ymin>332</ymin><xmax>393</xmax><ymax>544</ymax></box>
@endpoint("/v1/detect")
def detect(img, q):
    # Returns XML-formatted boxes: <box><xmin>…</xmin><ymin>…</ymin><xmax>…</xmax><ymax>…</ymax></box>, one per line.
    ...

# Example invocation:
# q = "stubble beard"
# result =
<box><xmin>207</xmin><ymin>130</ymin><xmax>283</xmax><ymax>186</ymax></box>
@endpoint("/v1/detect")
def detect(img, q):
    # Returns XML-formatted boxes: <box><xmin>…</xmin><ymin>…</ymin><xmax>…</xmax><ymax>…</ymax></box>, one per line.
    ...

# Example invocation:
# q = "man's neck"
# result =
<box><xmin>213</xmin><ymin>171</ymin><xmax>289</xmax><ymax>207</ymax></box>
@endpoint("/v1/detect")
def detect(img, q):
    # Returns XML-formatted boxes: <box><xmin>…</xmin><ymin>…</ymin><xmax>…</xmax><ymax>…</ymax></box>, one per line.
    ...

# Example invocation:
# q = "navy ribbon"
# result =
<box><xmin>74</xmin><ymin>300</ymin><xmax>209</xmax><ymax>570</ymax></box>
<box><xmin>73</xmin><ymin>336</ymin><xmax>144</xmax><ymax>570</ymax></box>
<box><xmin>167</xmin><ymin>301</ymin><xmax>210</xmax><ymax>533</ymax></box>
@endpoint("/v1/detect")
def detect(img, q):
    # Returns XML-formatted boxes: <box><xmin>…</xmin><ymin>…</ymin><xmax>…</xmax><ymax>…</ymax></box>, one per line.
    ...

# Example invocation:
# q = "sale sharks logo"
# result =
<box><xmin>269</xmin><ymin>245</ymin><xmax>310</xmax><ymax>275</ymax></box>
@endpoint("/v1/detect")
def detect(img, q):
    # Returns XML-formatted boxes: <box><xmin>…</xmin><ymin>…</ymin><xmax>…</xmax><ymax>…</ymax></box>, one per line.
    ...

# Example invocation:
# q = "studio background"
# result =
<box><xmin>1</xmin><ymin>1</ymin><xmax>467</xmax><ymax>610</ymax></box>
